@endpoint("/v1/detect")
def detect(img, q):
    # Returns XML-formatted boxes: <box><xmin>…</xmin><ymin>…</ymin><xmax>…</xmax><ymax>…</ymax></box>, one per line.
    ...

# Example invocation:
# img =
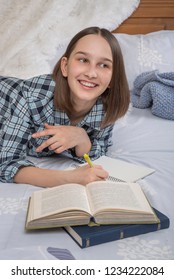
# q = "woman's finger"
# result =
<box><xmin>35</xmin><ymin>137</ymin><xmax>58</xmax><ymax>152</ymax></box>
<box><xmin>32</xmin><ymin>129</ymin><xmax>56</xmax><ymax>138</ymax></box>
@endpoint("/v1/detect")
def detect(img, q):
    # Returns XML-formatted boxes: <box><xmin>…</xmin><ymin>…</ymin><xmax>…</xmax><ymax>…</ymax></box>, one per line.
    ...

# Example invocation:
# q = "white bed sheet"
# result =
<box><xmin>0</xmin><ymin>106</ymin><xmax>174</xmax><ymax>260</ymax></box>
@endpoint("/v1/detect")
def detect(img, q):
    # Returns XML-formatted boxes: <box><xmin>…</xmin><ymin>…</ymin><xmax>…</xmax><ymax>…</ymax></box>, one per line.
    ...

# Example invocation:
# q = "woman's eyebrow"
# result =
<box><xmin>74</xmin><ymin>51</ymin><xmax>113</xmax><ymax>63</ymax></box>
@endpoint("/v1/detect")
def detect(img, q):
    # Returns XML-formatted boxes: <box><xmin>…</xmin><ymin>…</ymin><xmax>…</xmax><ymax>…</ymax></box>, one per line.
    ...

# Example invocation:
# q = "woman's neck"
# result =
<box><xmin>69</xmin><ymin>108</ymin><xmax>89</xmax><ymax>125</ymax></box>
<box><xmin>69</xmin><ymin>99</ymin><xmax>96</xmax><ymax>125</ymax></box>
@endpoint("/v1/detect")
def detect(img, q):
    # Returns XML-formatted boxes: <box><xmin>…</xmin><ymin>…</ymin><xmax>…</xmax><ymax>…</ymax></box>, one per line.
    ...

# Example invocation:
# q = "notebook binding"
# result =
<box><xmin>108</xmin><ymin>176</ymin><xmax>125</xmax><ymax>182</ymax></box>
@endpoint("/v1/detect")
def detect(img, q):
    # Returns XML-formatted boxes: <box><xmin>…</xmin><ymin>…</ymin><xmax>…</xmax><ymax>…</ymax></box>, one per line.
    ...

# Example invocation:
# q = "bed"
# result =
<box><xmin>0</xmin><ymin>0</ymin><xmax>174</xmax><ymax>260</ymax></box>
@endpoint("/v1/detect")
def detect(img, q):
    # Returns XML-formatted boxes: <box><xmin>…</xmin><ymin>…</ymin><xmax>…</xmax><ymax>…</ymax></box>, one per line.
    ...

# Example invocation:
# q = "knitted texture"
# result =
<box><xmin>131</xmin><ymin>71</ymin><xmax>174</xmax><ymax>120</ymax></box>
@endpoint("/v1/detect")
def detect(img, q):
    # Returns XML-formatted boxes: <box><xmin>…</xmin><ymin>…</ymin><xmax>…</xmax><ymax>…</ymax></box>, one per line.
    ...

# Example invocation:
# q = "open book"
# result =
<box><xmin>25</xmin><ymin>181</ymin><xmax>159</xmax><ymax>230</ymax></box>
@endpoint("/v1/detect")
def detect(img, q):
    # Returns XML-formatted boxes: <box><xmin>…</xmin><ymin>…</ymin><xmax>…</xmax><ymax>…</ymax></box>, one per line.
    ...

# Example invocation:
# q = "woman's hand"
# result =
<box><xmin>68</xmin><ymin>164</ymin><xmax>109</xmax><ymax>185</ymax></box>
<box><xmin>32</xmin><ymin>123</ymin><xmax>91</xmax><ymax>156</ymax></box>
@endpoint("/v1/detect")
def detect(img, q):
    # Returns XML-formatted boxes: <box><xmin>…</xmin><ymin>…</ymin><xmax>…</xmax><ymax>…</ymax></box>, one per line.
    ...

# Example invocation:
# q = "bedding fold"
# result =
<box><xmin>131</xmin><ymin>70</ymin><xmax>174</xmax><ymax>120</ymax></box>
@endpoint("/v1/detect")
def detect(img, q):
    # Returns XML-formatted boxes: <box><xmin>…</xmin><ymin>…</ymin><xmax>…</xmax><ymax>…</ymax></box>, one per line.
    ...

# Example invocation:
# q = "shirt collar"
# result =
<box><xmin>79</xmin><ymin>98</ymin><xmax>104</xmax><ymax>130</ymax></box>
<box><xmin>54</xmin><ymin>98</ymin><xmax>104</xmax><ymax>130</ymax></box>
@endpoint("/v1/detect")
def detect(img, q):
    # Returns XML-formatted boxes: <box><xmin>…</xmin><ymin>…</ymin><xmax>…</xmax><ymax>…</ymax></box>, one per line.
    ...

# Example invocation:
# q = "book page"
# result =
<box><xmin>90</xmin><ymin>156</ymin><xmax>155</xmax><ymax>182</ymax></box>
<box><xmin>29</xmin><ymin>184</ymin><xmax>91</xmax><ymax>220</ymax></box>
<box><xmin>86</xmin><ymin>181</ymin><xmax>153</xmax><ymax>215</ymax></box>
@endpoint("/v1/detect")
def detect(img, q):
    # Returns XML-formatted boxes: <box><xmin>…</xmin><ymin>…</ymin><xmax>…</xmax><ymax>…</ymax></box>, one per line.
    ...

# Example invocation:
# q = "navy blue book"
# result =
<box><xmin>64</xmin><ymin>208</ymin><xmax>170</xmax><ymax>248</ymax></box>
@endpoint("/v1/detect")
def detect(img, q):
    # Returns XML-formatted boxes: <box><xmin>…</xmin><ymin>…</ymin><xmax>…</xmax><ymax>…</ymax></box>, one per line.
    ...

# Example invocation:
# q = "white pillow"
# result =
<box><xmin>114</xmin><ymin>30</ymin><xmax>174</xmax><ymax>90</ymax></box>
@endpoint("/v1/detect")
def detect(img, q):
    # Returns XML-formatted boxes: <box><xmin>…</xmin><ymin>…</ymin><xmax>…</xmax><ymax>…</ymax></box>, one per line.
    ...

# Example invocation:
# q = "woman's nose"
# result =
<box><xmin>84</xmin><ymin>64</ymin><xmax>97</xmax><ymax>79</ymax></box>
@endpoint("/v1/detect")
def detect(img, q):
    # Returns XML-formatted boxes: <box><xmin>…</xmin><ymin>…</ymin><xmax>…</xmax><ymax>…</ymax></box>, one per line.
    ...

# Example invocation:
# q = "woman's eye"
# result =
<box><xmin>100</xmin><ymin>63</ymin><xmax>108</xmax><ymax>68</ymax></box>
<box><xmin>79</xmin><ymin>58</ymin><xmax>87</xmax><ymax>63</ymax></box>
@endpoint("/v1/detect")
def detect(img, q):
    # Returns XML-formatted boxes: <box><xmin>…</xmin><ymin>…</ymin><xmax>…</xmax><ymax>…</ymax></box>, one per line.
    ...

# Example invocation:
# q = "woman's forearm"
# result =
<box><xmin>74</xmin><ymin>128</ymin><xmax>91</xmax><ymax>156</ymax></box>
<box><xmin>14</xmin><ymin>166</ymin><xmax>72</xmax><ymax>187</ymax></box>
<box><xmin>13</xmin><ymin>164</ymin><xmax>109</xmax><ymax>188</ymax></box>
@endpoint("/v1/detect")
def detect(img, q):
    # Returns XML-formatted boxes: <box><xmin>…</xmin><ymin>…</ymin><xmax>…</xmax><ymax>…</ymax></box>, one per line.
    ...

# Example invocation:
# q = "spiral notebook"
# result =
<box><xmin>80</xmin><ymin>156</ymin><xmax>155</xmax><ymax>183</ymax></box>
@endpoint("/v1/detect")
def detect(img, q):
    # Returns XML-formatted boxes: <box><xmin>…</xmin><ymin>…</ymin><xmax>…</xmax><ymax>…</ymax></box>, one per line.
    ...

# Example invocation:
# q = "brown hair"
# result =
<box><xmin>52</xmin><ymin>26</ymin><xmax>130</xmax><ymax>128</ymax></box>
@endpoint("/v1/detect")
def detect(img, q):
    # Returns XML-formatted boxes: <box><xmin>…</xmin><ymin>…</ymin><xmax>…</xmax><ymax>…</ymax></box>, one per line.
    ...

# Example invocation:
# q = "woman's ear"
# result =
<box><xmin>61</xmin><ymin>57</ymin><xmax>68</xmax><ymax>77</ymax></box>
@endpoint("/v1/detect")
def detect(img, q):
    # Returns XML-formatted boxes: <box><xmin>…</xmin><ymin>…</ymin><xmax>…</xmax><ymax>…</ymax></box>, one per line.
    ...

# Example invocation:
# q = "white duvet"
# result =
<box><xmin>0</xmin><ymin>106</ymin><xmax>174</xmax><ymax>260</ymax></box>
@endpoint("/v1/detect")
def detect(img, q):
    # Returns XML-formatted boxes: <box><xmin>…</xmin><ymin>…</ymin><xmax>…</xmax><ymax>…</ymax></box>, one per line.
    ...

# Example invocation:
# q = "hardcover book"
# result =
<box><xmin>25</xmin><ymin>181</ymin><xmax>159</xmax><ymax>230</ymax></box>
<box><xmin>64</xmin><ymin>209</ymin><xmax>170</xmax><ymax>248</ymax></box>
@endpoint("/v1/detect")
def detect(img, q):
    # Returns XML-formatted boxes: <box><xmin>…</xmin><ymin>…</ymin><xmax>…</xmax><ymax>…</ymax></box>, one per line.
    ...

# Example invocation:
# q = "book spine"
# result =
<box><xmin>82</xmin><ymin>219</ymin><xmax>169</xmax><ymax>248</ymax></box>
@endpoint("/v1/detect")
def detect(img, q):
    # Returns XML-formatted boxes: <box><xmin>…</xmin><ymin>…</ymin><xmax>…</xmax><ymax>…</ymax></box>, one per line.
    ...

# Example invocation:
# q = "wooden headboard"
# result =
<box><xmin>112</xmin><ymin>0</ymin><xmax>174</xmax><ymax>34</ymax></box>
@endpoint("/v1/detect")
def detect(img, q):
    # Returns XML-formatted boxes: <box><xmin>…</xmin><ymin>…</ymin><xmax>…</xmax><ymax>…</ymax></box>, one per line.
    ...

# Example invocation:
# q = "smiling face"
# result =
<box><xmin>60</xmin><ymin>34</ymin><xmax>113</xmax><ymax>109</ymax></box>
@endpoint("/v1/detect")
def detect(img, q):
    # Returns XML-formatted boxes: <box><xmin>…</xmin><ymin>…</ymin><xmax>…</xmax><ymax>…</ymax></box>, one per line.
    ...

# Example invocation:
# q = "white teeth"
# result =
<box><xmin>80</xmin><ymin>81</ymin><xmax>96</xmax><ymax>88</ymax></box>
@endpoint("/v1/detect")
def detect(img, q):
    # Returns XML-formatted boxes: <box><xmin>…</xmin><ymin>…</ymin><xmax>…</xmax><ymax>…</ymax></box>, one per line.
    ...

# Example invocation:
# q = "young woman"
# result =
<box><xmin>0</xmin><ymin>26</ymin><xmax>130</xmax><ymax>187</ymax></box>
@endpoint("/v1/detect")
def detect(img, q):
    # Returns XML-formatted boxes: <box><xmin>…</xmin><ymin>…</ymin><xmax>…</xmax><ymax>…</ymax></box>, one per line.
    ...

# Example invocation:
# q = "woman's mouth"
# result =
<box><xmin>79</xmin><ymin>80</ymin><xmax>98</xmax><ymax>88</ymax></box>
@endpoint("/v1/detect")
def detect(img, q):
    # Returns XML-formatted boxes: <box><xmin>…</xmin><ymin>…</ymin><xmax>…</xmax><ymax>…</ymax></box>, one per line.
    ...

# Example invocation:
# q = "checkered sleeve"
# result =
<box><xmin>88</xmin><ymin>124</ymin><xmax>114</xmax><ymax>160</ymax></box>
<box><xmin>0</xmin><ymin>77</ymin><xmax>35</xmax><ymax>183</ymax></box>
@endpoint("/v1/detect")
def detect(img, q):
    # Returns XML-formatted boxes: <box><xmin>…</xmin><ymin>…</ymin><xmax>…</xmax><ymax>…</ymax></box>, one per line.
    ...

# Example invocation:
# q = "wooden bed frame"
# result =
<box><xmin>112</xmin><ymin>0</ymin><xmax>174</xmax><ymax>34</ymax></box>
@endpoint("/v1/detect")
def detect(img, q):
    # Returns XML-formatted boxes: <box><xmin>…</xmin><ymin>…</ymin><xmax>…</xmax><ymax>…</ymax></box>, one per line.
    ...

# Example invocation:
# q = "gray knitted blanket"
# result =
<box><xmin>131</xmin><ymin>71</ymin><xmax>174</xmax><ymax>120</ymax></box>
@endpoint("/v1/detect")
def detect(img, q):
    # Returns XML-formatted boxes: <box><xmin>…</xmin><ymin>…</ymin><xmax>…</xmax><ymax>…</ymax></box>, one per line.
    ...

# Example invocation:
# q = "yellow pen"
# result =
<box><xmin>83</xmin><ymin>153</ymin><xmax>94</xmax><ymax>167</ymax></box>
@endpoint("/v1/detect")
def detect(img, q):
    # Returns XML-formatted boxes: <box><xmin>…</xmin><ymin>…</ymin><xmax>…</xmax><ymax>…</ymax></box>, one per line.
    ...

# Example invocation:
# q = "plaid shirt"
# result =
<box><xmin>0</xmin><ymin>74</ymin><xmax>113</xmax><ymax>183</ymax></box>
